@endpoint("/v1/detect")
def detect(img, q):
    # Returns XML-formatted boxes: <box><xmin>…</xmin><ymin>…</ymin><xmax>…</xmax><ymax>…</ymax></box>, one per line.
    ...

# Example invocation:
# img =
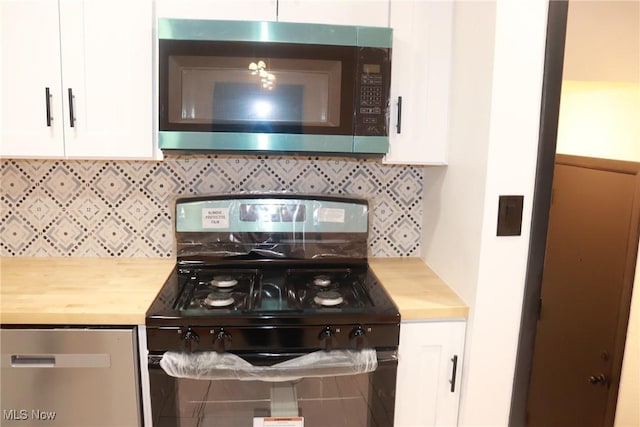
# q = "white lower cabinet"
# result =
<box><xmin>394</xmin><ymin>320</ymin><xmax>466</xmax><ymax>427</ymax></box>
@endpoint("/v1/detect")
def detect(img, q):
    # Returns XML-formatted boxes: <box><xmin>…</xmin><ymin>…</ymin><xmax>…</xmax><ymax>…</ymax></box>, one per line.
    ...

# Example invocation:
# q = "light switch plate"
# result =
<box><xmin>497</xmin><ymin>195</ymin><xmax>524</xmax><ymax>236</ymax></box>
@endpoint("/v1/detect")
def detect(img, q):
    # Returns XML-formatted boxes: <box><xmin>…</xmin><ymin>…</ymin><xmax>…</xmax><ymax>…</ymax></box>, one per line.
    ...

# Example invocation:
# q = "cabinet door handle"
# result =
<box><xmin>449</xmin><ymin>355</ymin><xmax>458</xmax><ymax>392</ymax></box>
<box><xmin>68</xmin><ymin>88</ymin><xmax>76</xmax><ymax>127</ymax></box>
<box><xmin>45</xmin><ymin>87</ymin><xmax>52</xmax><ymax>127</ymax></box>
<box><xmin>10</xmin><ymin>354</ymin><xmax>109</xmax><ymax>368</ymax></box>
<box><xmin>11</xmin><ymin>355</ymin><xmax>56</xmax><ymax>367</ymax></box>
<box><xmin>396</xmin><ymin>96</ymin><xmax>403</xmax><ymax>134</ymax></box>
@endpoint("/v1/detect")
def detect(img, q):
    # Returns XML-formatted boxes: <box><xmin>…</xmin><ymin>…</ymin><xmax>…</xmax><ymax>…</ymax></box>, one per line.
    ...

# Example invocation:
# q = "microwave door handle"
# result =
<box><xmin>396</xmin><ymin>96</ymin><xmax>402</xmax><ymax>134</ymax></box>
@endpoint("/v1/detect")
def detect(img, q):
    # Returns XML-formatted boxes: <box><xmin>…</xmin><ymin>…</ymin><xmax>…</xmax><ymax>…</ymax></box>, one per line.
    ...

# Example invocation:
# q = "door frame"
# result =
<box><xmin>509</xmin><ymin>0</ymin><xmax>640</xmax><ymax>424</ymax></box>
<box><xmin>509</xmin><ymin>1</ymin><xmax>569</xmax><ymax>423</ymax></box>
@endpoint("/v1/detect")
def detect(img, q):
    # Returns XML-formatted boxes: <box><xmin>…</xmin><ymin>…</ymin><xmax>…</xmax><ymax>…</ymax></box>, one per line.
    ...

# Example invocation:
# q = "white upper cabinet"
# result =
<box><xmin>385</xmin><ymin>0</ymin><xmax>454</xmax><ymax>165</ymax></box>
<box><xmin>155</xmin><ymin>0</ymin><xmax>386</xmax><ymax>26</ymax></box>
<box><xmin>395</xmin><ymin>320</ymin><xmax>466</xmax><ymax>427</ymax></box>
<box><xmin>0</xmin><ymin>0</ymin><xmax>156</xmax><ymax>159</ymax></box>
<box><xmin>60</xmin><ymin>0</ymin><xmax>154</xmax><ymax>159</ymax></box>
<box><xmin>277</xmin><ymin>0</ymin><xmax>389</xmax><ymax>26</ymax></box>
<box><xmin>1</xmin><ymin>0</ymin><xmax>65</xmax><ymax>157</ymax></box>
<box><xmin>155</xmin><ymin>0</ymin><xmax>277</xmax><ymax>21</ymax></box>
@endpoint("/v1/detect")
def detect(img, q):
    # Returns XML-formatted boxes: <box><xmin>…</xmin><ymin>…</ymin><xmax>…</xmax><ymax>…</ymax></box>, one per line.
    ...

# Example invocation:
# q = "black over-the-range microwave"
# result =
<box><xmin>157</xmin><ymin>19</ymin><xmax>392</xmax><ymax>156</ymax></box>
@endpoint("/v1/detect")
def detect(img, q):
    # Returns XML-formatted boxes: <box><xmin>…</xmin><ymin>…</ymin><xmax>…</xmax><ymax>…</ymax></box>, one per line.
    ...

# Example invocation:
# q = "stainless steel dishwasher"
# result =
<box><xmin>1</xmin><ymin>327</ymin><xmax>142</xmax><ymax>427</ymax></box>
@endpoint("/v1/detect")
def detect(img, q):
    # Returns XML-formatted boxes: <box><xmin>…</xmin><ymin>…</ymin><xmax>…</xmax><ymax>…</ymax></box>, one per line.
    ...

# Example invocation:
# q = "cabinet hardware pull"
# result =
<box><xmin>396</xmin><ymin>96</ymin><xmax>403</xmax><ymax>134</ymax></box>
<box><xmin>11</xmin><ymin>355</ymin><xmax>56</xmax><ymax>367</ymax></box>
<box><xmin>68</xmin><ymin>88</ymin><xmax>76</xmax><ymax>127</ymax></box>
<box><xmin>45</xmin><ymin>87</ymin><xmax>52</xmax><ymax>127</ymax></box>
<box><xmin>10</xmin><ymin>354</ymin><xmax>109</xmax><ymax>368</ymax></box>
<box><xmin>449</xmin><ymin>355</ymin><xmax>458</xmax><ymax>393</ymax></box>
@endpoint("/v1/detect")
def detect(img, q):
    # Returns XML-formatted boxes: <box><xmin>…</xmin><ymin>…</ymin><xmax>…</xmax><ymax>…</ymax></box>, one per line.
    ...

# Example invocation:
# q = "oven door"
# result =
<box><xmin>148</xmin><ymin>350</ymin><xmax>397</xmax><ymax>427</ymax></box>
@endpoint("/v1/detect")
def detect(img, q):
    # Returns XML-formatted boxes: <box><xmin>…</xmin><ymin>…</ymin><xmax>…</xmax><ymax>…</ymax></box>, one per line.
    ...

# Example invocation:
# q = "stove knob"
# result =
<box><xmin>213</xmin><ymin>328</ymin><xmax>232</xmax><ymax>352</ymax></box>
<box><xmin>318</xmin><ymin>326</ymin><xmax>336</xmax><ymax>350</ymax></box>
<box><xmin>181</xmin><ymin>328</ymin><xmax>199</xmax><ymax>352</ymax></box>
<box><xmin>349</xmin><ymin>326</ymin><xmax>367</xmax><ymax>349</ymax></box>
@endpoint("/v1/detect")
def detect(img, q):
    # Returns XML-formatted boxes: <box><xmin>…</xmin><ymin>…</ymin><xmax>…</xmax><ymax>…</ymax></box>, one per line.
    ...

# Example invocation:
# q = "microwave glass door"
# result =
<box><xmin>159</xmin><ymin>41</ymin><xmax>356</xmax><ymax>136</ymax></box>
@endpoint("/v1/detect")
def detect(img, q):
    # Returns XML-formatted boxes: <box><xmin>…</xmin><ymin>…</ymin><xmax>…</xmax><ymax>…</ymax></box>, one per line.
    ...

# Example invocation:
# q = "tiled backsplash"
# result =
<box><xmin>0</xmin><ymin>155</ymin><xmax>423</xmax><ymax>257</ymax></box>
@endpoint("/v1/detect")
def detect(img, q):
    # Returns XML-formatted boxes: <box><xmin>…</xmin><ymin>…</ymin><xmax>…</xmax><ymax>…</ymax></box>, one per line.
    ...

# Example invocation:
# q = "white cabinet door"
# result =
<box><xmin>277</xmin><ymin>0</ymin><xmax>388</xmax><ymax>26</ymax></box>
<box><xmin>0</xmin><ymin>0</ymin><xmax>65</xmax><ymax>157</ymax></box>
<box><xmin>155</xmin><ymin>0</ymin><xmax>277</xmax><ymax>21</ymax></box>
<box><xmin>395</xmin><ymin>320</ymin><xmax>466</xmax><ymax>427</ymax></box>
<box><xmin>60</xmin><ymin>0</ymin><xmax>155</xmax><ymax>159</ymax></box>
<box><xmin>1</xmin><ymin>0</ymin><xmax>155</xmax><ymax>159</ymax></box>
<box><xmin>385</xmin><ymin>0</ymin><xmax>454</xmax><ymax>165</ymax></box>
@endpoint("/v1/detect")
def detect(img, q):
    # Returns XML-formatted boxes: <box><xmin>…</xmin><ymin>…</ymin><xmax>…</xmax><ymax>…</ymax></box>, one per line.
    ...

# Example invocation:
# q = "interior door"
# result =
<box><xmin>526</xmin><ymin>155</ymin><xmax>640</xmax><ymax>427</ymax></box>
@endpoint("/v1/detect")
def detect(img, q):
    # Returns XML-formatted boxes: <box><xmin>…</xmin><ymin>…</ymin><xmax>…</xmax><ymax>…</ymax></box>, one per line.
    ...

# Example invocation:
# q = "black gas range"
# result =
<box><xmin>145</xmin><ymin>194</ymin><xmax>400</xmax><ymax>427</ymax></box>
<box><xmin>146</xmin><ymin>260</ymin><xmax>400</xmax><ymax>354</ymax></box>
<box><xmin>145</xmin><ymin>194</ymin><xmax>400</xmax><ymax>355</ymax></box>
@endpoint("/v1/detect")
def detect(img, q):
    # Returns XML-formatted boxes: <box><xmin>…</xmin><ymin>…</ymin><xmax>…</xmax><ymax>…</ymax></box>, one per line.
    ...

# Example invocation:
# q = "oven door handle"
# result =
<box><xmin>226</xmin><ymin>350</ymin><xmax>397</xmax><ymax>365</ymax></box>
<box><xmin>374</xmin><ymin>349</ymin><xmax>398</xmax><ymax>364</ymax></box>
<box><xmin>151</xmin><ymin>349</ymin><xmax>391</xmax><ymax>381</ymax></box>
<box><xmin>149</xmin><ymin>349</ymin><xmax>397</xmax><ymax>367</ymax></box>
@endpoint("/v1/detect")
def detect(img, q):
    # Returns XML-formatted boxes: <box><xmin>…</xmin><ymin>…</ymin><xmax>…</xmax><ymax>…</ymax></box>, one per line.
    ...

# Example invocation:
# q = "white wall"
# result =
<box><xmin>616</xmin><ymin>257</ymin><xmax>640</xmax><ymax>427</ymax></box>
<box><xmin>422</xmin><ymin>1</ymin><xmax>549</xmax><ymax>425</ymax></box>
<box><xmin>421</xmin><ymin>1</ymin><xmax>495</xmax><ymax>308</ymax></box>
<box><xmin>557</xmin><ymin>81</ymin><xmax>640</xmax><ymax>161</ymax></box>
<box><xmin>563</xmin><ymin>1</ymin><xmax>639</xmax><ymax>83</ymax></box>
<box><xmin>556</xmin><ymin>80</ymin><xmax>640</xmax><ymax>427</ymax></box>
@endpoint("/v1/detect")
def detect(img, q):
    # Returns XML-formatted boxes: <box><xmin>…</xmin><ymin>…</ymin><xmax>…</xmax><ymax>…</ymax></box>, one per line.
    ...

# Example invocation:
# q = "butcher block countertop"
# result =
<box><xmin>0</xmin><ymin>257</ymin><xmax>467</xmax><ymax>325</ymax></box>
<box><xmin>369</xmin><ymin>258</ymin><xmax>468</xmax><ymax>320</ymax></box>
<box><xmin>0</xmin><ymin>257</ymin><xmax>175</xmax><ymax>325</ymax></box>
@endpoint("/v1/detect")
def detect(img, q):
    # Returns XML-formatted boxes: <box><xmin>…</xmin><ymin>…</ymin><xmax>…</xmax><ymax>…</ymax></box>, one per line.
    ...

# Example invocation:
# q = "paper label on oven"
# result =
<box><xmin>317</xmin><ymin>207</ymin><xmax>345</xmax><ymax>223</ymax></box>
<box><xmin>201</xmin><ymin>207</ymin><xmax>229</xmax><ymax>229</ymax></box>
<box><xmin>253</xmin><ymin>417</ymin><xmax>304</xmax><ymax>427</ymax></box>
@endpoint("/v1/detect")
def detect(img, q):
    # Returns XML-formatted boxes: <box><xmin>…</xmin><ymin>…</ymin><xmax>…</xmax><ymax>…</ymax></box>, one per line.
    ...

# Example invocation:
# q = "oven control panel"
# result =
<box><xmin>147</xmin><ymin>324</ymin><xmax>399</xmax><ymax>353</ymax></box>
<box><xmin>319</xmin><ymin>325</ymin><xmax>370</xmax><ymax>350</ymax></box>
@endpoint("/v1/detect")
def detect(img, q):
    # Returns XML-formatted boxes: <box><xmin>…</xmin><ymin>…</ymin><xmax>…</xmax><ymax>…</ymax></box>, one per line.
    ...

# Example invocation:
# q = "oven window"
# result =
<box><xmin>159</xmin><ymin>40</ymin><xmax>356</xmax><ymax>135</ymax></box>
<box><xmin>149</xmin><ymin>357</ymin><xmax>396</xmax><ymax>427</ymax></box>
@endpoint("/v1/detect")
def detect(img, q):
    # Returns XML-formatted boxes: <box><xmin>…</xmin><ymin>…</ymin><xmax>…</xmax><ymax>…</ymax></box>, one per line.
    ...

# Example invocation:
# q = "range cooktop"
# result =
<box><xmin>145</xmin><ymin>194</ymin><xmax>400</xmax><ymax>353</ymax></box>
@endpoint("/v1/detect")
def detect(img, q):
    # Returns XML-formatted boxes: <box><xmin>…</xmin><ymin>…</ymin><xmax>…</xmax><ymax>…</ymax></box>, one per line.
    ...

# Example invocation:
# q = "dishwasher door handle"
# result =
<box><xmin>8</xmin><ymin>354</ymin><xmax>110</xmax><ymax>368</ymax></box>
<box><xmin>11</xmin><ymin>355</ymin><xmax>56</xmax><ymax>367</ymax></box>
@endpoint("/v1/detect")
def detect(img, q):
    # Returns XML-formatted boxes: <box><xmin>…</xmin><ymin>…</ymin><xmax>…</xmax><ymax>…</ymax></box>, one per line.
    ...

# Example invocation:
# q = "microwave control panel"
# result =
<box><xmin>355</xmin><ymin>47</ymin><xmax>391</xmax><ymax>137</ymax></box>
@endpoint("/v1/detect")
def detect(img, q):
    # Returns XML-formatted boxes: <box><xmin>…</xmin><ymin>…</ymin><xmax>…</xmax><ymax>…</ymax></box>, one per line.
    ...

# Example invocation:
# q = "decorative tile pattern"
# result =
<box><xmin>43</xmin><ymin>213</ymin><xmax>87</xmax><ymax>254</ymax></box>
<box><xmin>0</xmin><ymin>213</ymin><xmax>38</xmax><ymax>254</ymax></box>
<box><xmin>0</xmin><ymin>155</ymin><xmax>424</xmax><ymax>257</ymax></box>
